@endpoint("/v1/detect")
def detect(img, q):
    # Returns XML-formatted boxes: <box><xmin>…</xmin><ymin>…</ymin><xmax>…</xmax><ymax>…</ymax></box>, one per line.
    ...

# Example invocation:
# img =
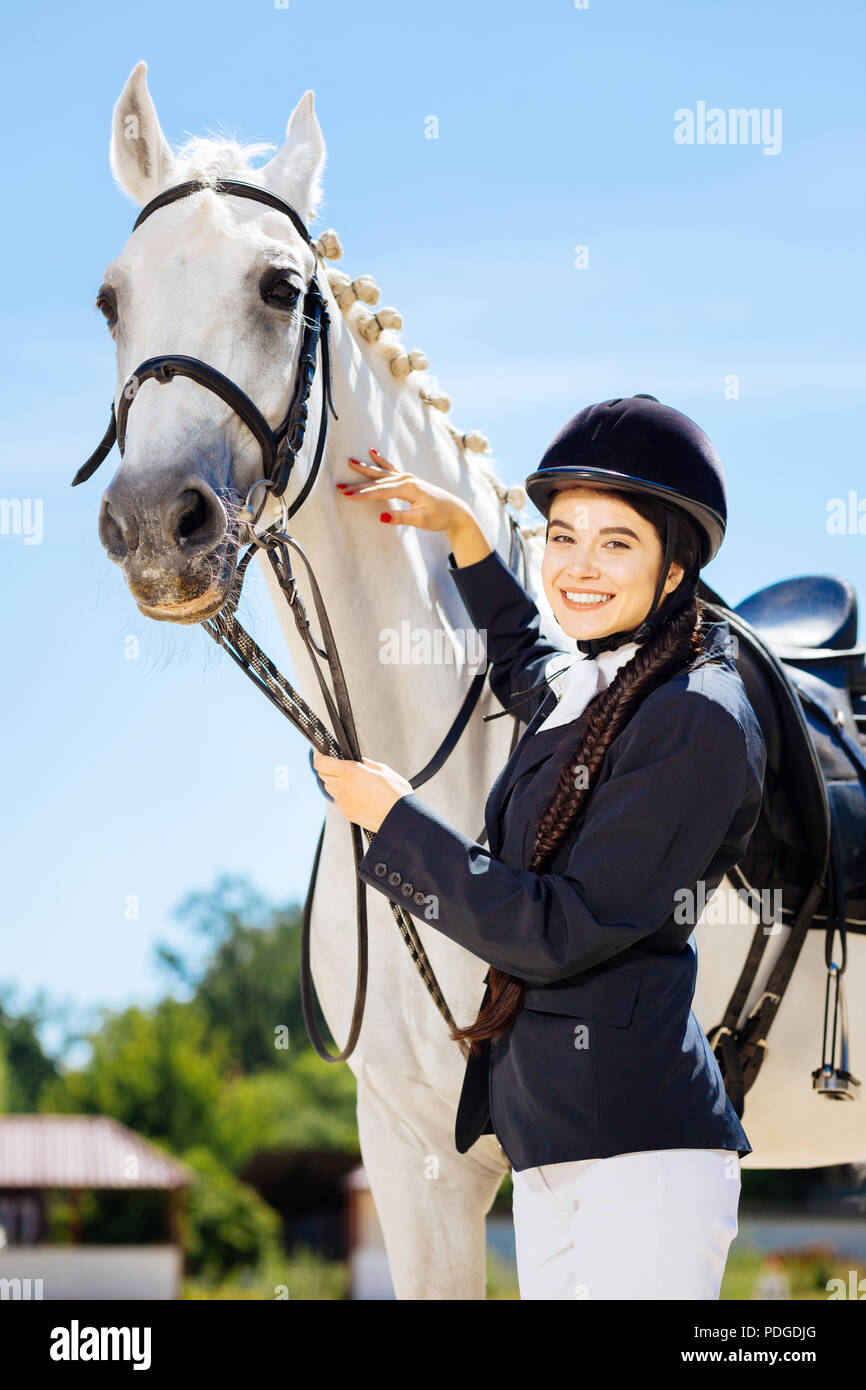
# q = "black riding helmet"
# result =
<box><xmin>523</xmin><ymin>394</ymin><xmax>727</xmax><ymax>656</ymax></box>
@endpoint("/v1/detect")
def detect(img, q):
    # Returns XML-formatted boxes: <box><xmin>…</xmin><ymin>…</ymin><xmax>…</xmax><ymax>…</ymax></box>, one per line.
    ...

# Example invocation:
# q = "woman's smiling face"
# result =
<box><xmin>541</xmin><ymin>487</ymin><xmax>684</xmax><ymax>641</ymax></box>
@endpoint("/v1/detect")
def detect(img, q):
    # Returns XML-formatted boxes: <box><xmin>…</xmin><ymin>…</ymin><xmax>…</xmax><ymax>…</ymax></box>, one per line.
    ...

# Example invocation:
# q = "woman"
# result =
<box><xmin>313</xmin><ymin>394</ymin><xmax>767</xmax><ymax>1300</ymax></box>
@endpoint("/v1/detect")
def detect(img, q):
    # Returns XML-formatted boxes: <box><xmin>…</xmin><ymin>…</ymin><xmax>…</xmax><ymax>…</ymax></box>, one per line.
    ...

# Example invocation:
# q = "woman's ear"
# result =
<box><xmin>664</xmin><ymin>560</ymin><xmax>685</xmax><ymax>594</ymax></box>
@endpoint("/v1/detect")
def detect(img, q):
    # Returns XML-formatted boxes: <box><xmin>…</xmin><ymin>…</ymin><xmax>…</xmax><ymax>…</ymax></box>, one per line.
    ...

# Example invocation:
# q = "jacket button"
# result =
<box><xmin>374</xmin><ymin>862</ymin><xmax>387</xmax><ymax>878</ymax></box>
<box><xmin>401</xmin><ymin>881</ymin><xmax>414</xmax><ymax>897</ymax></box>
<box><xmin>388</xmin><ymin>870</ymin><xmax>402</xmax><ymax>887</ymax></box>
<box><xmin>413</xmin><ymin>890</ymin><xmax>426</xmax><ymax>906</ymax></box>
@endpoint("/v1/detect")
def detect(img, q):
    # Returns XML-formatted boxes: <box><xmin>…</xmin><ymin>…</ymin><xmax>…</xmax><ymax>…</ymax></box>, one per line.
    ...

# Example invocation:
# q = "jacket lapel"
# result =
<box><xmin>484</xmin><ymin>687</ymin><xmax>572</xmax><ymax>855</ymax></box>
<box><xmin>483</xmin><ymin>620</ymin><xmax>736</xmax><ymax>859</ymax></box>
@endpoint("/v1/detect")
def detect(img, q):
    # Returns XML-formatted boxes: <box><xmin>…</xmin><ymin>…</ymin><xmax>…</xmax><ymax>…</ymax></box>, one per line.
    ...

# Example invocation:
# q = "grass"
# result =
<box><xmin>180</xmin><ymin>1241</ymin><xmax>861</xmax><ymax>1300</ymax></box>
<box><xmin>182</xmin><ymin>1246</ymin><xmax>350</xmax><ymax>1300</ymax></box>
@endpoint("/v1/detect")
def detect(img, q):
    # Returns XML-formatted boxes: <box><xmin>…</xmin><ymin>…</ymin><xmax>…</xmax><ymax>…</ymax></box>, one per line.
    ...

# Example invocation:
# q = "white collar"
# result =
<box><xmin>535</xmin><ymin>640</ymin><xmax>641</xmax><ymax>734</ymax></box>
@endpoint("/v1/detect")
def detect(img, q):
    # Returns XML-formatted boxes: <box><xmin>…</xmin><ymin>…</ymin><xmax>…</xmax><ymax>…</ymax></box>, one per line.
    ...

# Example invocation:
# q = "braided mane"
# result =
<box><xmin>167</xmin><ymin>131</ymin><xmax>534</xmax><ymax>522</ymax></box>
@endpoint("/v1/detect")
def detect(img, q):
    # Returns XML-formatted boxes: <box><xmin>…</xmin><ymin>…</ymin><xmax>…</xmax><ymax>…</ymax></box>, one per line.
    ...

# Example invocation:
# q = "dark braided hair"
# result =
<box><xmin>450</xmin><ymin>490</ymin><xmax>712</xmax><ymax>1054</ymax></box>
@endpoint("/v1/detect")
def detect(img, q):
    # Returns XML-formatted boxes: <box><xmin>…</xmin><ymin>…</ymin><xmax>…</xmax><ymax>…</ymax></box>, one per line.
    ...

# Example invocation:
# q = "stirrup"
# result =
<box><xmin>812</xmin><ymin>963</ymin><xmax>861</xmax><ymax>1100</ymax></box>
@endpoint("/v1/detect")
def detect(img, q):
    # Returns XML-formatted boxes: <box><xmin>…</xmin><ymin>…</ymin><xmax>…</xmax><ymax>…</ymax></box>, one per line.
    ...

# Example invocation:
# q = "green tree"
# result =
<box><xmin>0</xmin><ymin>989</ymin><xmax>61</xmax><ymax>1112</ymax></box>
<box><xmin>155</xmin><ymin>874</ymin><xmax>309</xmax><ymax>1075</ymax></box>
<box><xmin>39</xmin><ymin>999</ymin><xmax>231</xmax><ymax>1156</ymax></box>
<box><xmin>178</xmin><ymin>1146</ymin><xmax>283</xmax><ymax>1280</ymax></box>
<box><xmin>212</xmin><ymin>1054</ymin><xmax>359</xmax><ymax>1170</ymax></box>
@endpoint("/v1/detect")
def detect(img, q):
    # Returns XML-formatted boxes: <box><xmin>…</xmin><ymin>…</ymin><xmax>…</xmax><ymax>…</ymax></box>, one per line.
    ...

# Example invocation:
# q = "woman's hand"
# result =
<box><xmin>336</xmin><ymin>447</ymin><xmax>473</xmax><ymax>538</ymax></box>
<box><xmin>312</xmin><ymin>750</ymin><xmax>413</xmax><ymax>833</ymax></box>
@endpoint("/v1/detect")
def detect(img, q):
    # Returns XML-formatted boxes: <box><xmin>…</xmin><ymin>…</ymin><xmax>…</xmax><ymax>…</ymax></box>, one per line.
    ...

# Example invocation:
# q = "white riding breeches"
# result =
<box><xmin>510</xmin><ymin>1147</ymin><xmax>741</xmax><ymax>1300</ymax></box>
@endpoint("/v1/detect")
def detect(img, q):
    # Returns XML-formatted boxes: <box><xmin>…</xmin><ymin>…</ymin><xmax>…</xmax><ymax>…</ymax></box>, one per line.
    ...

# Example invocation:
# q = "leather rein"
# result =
<box><xmin>72</xmin><ymin>177</ymin><xmax>525</xmax><ymax>1062</ymax></box>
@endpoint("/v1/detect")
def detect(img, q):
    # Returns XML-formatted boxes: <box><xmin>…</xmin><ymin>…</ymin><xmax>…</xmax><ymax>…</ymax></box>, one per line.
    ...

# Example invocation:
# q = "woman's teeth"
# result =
<box><xmin>562</xmin><ymin>590</ymin><xmax>614</xmax><ymax>608</ymax></box>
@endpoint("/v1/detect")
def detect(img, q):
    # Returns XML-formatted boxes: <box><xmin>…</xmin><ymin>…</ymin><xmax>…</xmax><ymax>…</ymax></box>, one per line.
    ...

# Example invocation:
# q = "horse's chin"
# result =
<box><xmin>128</xmin><ymin>545</ymin><xmax>240</xmax><ymax>624</ymax></box>
<box><xmin>136</xmin><ymin>585</ymin><xmax>231</xmax><ymax>624</ymax></box>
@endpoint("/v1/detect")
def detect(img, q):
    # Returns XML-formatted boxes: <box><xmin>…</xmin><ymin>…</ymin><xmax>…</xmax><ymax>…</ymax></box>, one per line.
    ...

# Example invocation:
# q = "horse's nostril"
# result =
<box><xmin>168</xmin><ymin>487</ymin><xmax>224</xmax><ymax>550</ymax></box>
<box><xmin>98</xmin><ymin>497</ymin><xmax>130</xmax><ymax>560</ymax></box>
<box><xmin>176</xmin><ymin>491</ymin><xmax>208</xmax><ymax>541</ymax></box>
<box><xmin>99</xmin><ymin>477</ymin><xmax>227</xmax><ymax>564</ymax></box>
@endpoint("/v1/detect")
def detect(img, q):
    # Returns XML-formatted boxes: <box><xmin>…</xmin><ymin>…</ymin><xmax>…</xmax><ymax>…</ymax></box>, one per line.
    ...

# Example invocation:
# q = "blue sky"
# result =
<box><xmin>1</xmin><ymin>0</ymin><xmax>864</xmax><ymax>1050</ymax></box>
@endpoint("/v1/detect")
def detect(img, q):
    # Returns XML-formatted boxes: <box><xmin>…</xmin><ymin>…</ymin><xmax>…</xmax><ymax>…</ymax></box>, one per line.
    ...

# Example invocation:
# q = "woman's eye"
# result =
<box><xmin>263</xmin><ymin>277</ymin><xmax>301</xmax><ymax>309</ymax></box>
<box><xmin>548</xmin><ymin>534</ymin><xmax>629</xmax><ymax>550</ymax></box>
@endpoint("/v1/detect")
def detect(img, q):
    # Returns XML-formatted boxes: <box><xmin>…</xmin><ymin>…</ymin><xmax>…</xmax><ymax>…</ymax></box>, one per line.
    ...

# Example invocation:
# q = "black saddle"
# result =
<box><xmin>698</xmin><ymin>573</ymin><xmax>866</xmax><ymax>939</ymax></box>
<box><xmin>694</xmin><ymin>572</ymin><xmax>866</xmax><ymax>1113</ymax></box>
<box><xmin>736</xmin><ymin>574</ymin><xmax>861</xmax><ymax>659</ymax></box>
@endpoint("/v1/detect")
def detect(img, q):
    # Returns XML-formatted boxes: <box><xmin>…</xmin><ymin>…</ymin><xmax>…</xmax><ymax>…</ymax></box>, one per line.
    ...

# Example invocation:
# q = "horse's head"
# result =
<box><xmin>90</xmin><ymin>62</ymin><xmax>327</xmax><ymax>623</ymax></box>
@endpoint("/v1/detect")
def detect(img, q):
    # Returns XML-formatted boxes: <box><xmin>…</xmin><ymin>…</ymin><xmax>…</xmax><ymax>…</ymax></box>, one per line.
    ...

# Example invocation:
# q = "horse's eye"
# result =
<box><xmin>262</xmin><ymin>275</ymin><xmax>301</xmax><ymax>309</ymax></box>
<box><xmin>95</xmin><ymin>290</ymin><xmax>117</xmax><ymax>331</ymax></box>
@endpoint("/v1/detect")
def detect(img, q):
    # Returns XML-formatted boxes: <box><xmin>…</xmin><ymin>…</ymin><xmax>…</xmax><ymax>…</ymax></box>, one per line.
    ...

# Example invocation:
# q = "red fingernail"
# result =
<box><xmin>380</xmin><ymin>512</ymin><xmax>391</xmax><ymax>522</ymax></box>
<box><xmin>370</xmin><ymin>447</ymin><xmax>380</xmax><ymax>457</ymax></box>
<box><xmin>348</xmin><ymin>458</ymin><xmax>361</xmax><ymax>465</ymax></box>
<box><xmin>336</xmin><ymin>482</ymin><xmax>348</xmax><ymax>489</ymax></box>
<box><xmin>343</xmin><ymin>489</ymin><xmax>354</xmax><ymax>495</ymax></box>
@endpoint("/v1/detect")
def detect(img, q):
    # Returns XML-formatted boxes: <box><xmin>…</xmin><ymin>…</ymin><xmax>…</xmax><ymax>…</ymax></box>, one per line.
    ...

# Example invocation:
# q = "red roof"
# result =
<box><xmin>0</xmin><ymin>1115</ymin><xmax>194</xmax><ymax>1190</ymax></box>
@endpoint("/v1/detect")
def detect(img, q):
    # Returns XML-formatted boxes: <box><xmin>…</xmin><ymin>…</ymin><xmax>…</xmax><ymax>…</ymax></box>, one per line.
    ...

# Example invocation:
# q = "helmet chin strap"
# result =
<box><xmin>575</xmin><ymin>510</ymin><xmax>697</xmax><ymax>657</ymax></box>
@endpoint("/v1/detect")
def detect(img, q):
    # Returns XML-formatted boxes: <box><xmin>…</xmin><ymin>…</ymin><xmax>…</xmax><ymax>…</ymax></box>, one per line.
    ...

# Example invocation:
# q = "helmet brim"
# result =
<box><xmin>523</xmin><ymin>467</ymin><xmax>725</xmax><ymax>566</ymax></box>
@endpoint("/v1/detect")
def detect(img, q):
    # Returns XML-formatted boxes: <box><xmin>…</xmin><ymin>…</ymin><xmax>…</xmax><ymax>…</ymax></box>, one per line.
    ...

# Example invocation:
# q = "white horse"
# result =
<box><xmin>86</xmin><ymin>62</ymin><xmax>865</xmax><ymax>1299</ymax></box>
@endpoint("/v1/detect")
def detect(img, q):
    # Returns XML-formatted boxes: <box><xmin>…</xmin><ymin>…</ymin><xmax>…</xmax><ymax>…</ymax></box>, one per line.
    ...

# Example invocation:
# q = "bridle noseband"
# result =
<box><xmin>71</xmin><ymin>179</ymin><xmax>338</xmax><ymax>525</ymax></box>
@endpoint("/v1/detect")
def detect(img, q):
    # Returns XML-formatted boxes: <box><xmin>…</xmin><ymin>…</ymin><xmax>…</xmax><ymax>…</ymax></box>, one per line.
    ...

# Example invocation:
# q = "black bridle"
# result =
<box><xmin>71</xmin><ymin>178</ymin><xmax>338</xmax><ymax>524</ymax></box>
<box><xmin>73</xmin><ymin>176</ymin><xmax>527</xmax><ymax>1065</ymax></box>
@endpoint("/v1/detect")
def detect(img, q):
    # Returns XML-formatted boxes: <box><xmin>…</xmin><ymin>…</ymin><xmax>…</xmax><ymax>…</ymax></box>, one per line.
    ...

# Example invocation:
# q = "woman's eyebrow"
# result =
<box><xmin>547</xmin><ymin>520</ymin><xmax>641</xmax><ymax>541</ymax></box>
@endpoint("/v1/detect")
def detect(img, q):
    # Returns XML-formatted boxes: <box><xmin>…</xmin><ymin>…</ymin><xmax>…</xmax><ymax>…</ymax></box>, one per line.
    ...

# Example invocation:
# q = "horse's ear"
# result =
<box><xmin>109</xmin><ymin>61</ymin><xmax>176</xmax><ymax>206</ymax></box>
<box><xmin>258</xmin><ymin>91</ymin><xmax>326</xmax><ymax>225</ymax></box>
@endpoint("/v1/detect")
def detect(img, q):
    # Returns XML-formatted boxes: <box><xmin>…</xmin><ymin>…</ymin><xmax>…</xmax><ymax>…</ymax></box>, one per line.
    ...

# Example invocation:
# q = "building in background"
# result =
<box><xmin>0</xmin><ymin>1114</ymin><xmax>192</xmax><ymax>1299</ymax></box>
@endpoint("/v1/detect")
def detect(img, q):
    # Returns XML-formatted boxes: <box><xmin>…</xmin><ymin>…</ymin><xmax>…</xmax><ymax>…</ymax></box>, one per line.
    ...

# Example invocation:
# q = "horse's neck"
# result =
<box><xmin>260</xmin><ymin>283</ymin><xmax>515</xmax><ymax>774</ymax></box>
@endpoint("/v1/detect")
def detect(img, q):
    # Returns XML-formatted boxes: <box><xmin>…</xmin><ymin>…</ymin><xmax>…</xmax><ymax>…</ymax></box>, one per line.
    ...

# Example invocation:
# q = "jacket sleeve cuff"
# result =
<box><xmin>445</xmin><ymin>546</ymin><xmax>521</xmax><ymax>627</ymax></box>
<box><xmin>358</xmin><ymin>792</ymin><xmax>496</xmax><ymax>967</ymax></box>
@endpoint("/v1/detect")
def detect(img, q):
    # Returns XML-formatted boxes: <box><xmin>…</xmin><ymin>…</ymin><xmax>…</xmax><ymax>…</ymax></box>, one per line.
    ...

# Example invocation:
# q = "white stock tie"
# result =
<box><xmin>535</xmin><ymin>640</ymin><xmax>642</xmax><ymax>734</ymax></box>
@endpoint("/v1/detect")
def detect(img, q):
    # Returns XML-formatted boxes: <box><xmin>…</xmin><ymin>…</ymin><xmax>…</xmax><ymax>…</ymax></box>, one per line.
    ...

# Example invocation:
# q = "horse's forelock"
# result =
<box><xmin>171</xmin><ymin>133</ymin><xmax>277</xmax><ymax>188</ymax></box>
